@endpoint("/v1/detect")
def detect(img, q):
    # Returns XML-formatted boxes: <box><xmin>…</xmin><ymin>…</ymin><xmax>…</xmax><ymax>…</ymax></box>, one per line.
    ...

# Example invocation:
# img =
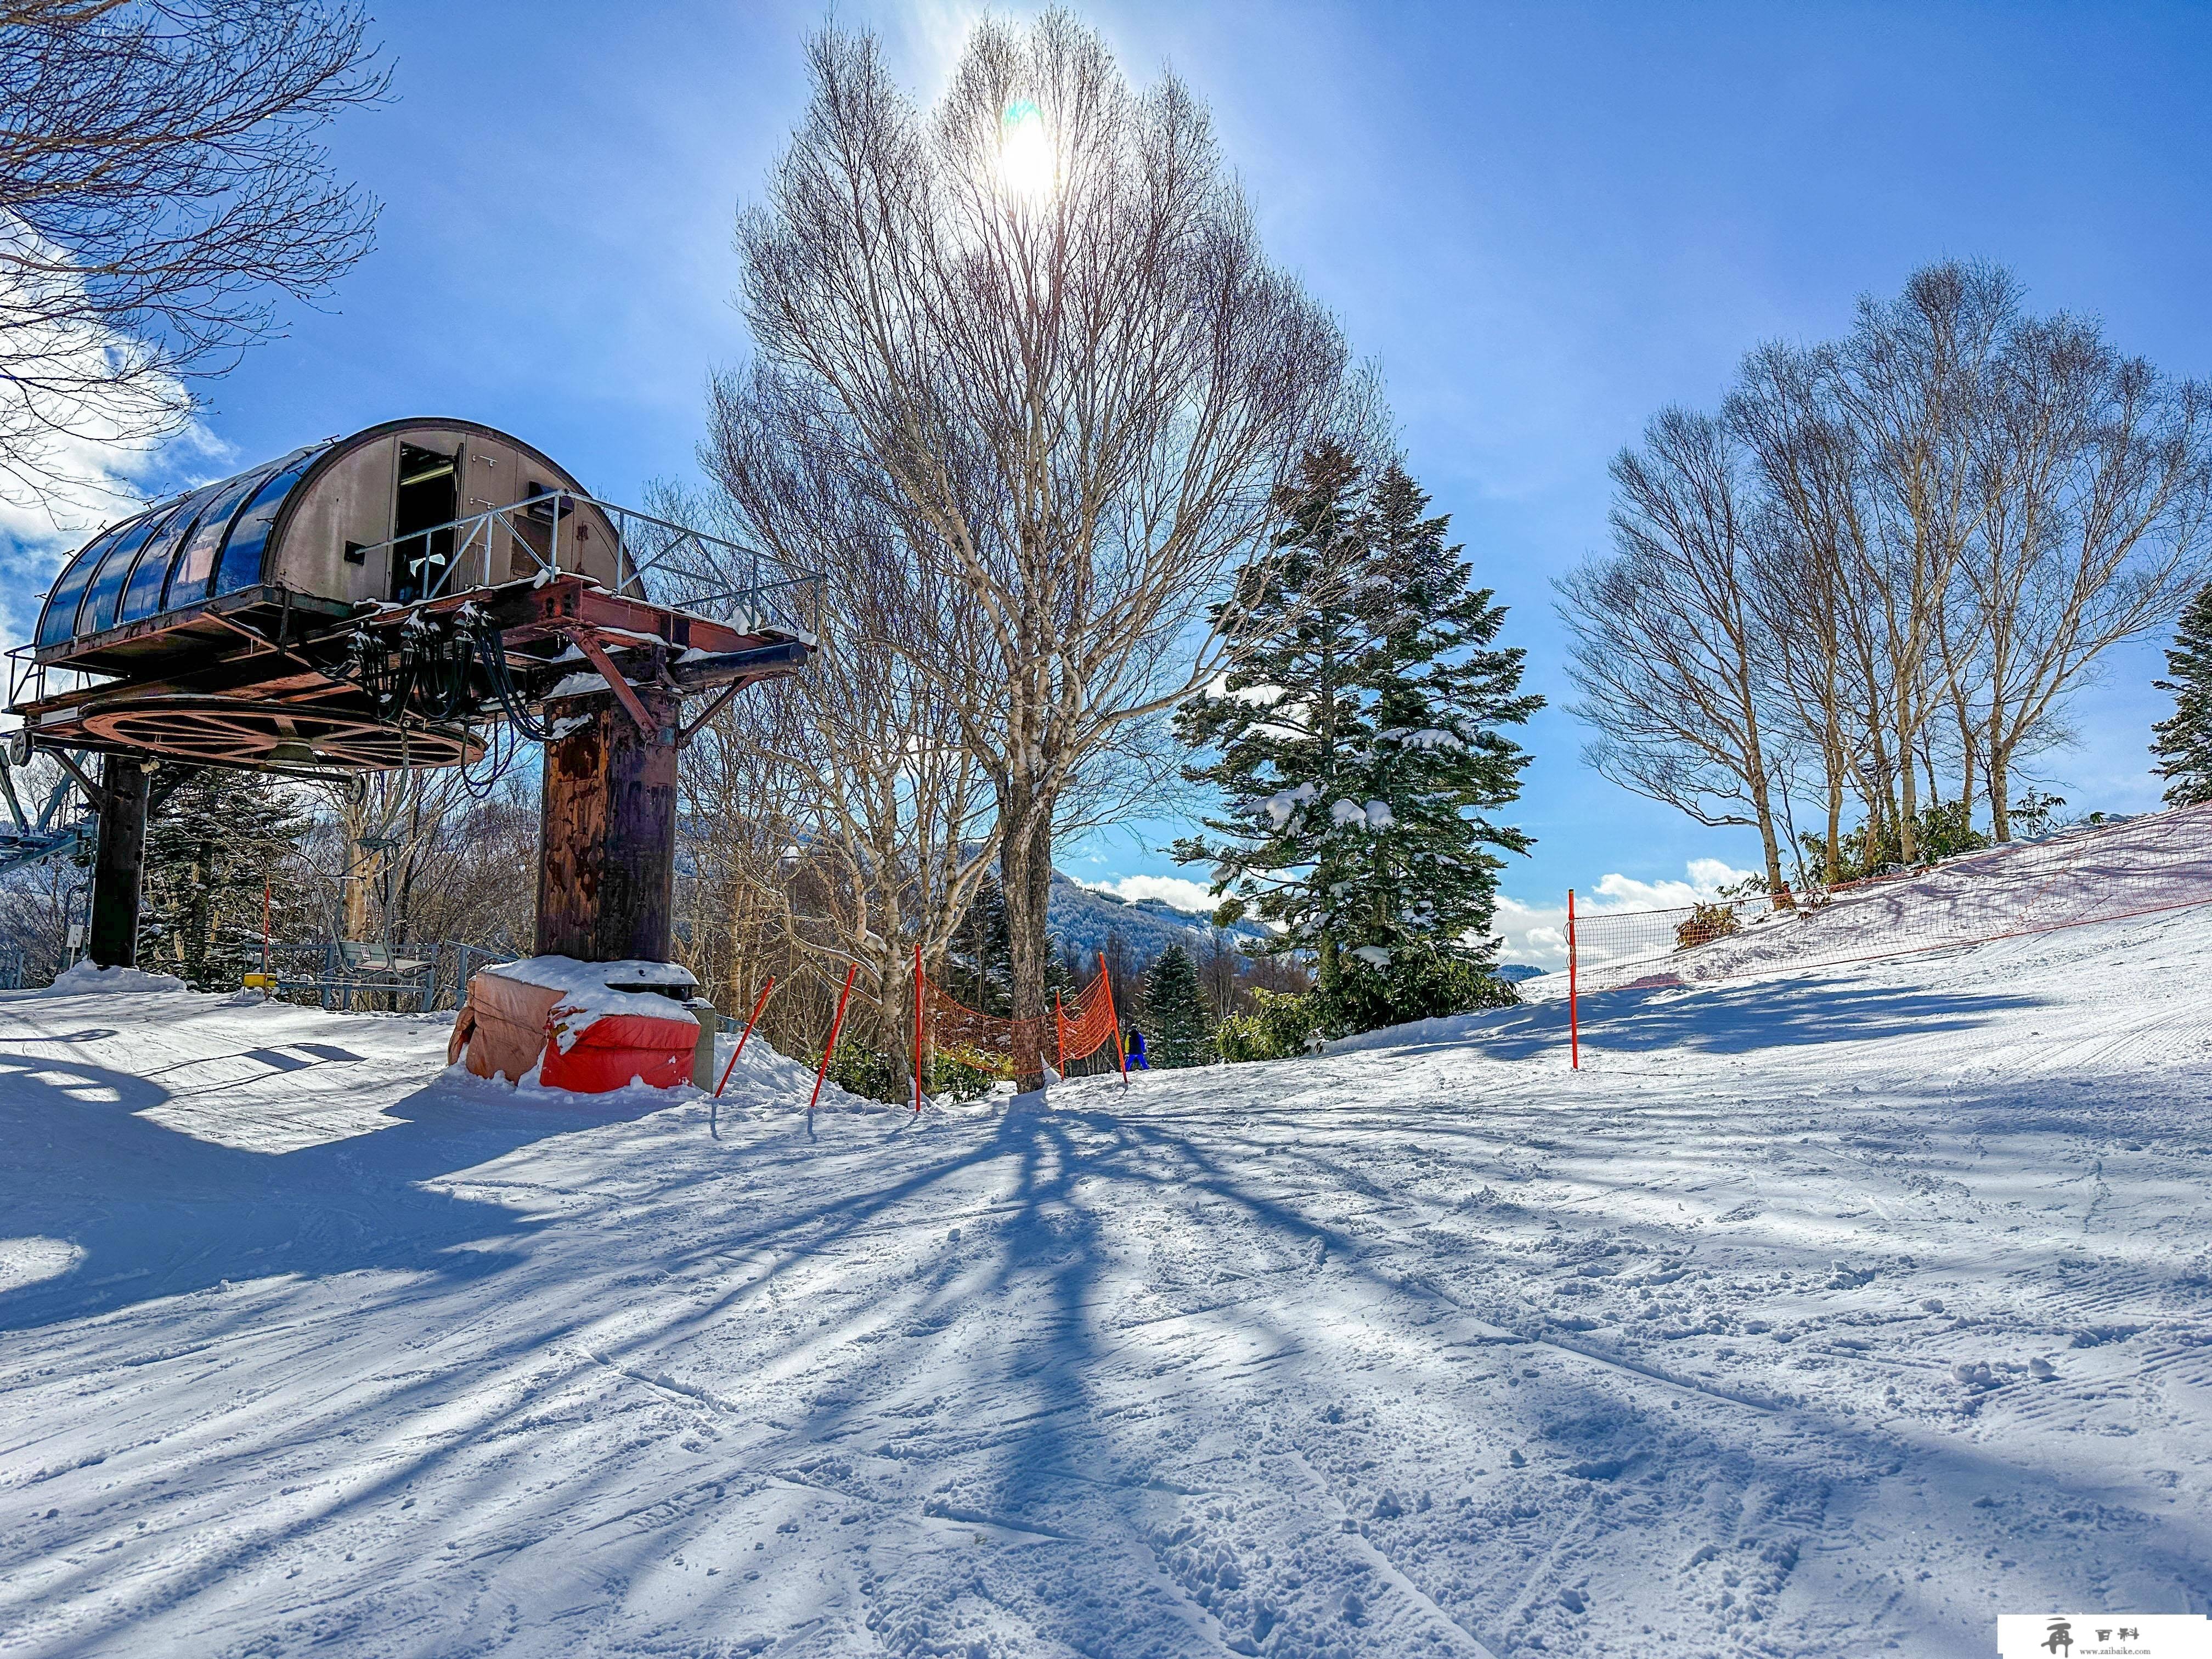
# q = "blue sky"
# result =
<box><xmin>9</xmin><ymin>1</ymin><xmax>2212</xmax><ymax>953</ymax></box>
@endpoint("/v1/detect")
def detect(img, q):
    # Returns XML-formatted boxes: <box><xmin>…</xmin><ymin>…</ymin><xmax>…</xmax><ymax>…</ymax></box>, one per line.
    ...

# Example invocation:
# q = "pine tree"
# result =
<box><xmin>948</xmin><ymin>872</ymin><xmax>1013</xmax><ymax>1014</ymax></box>
<box><xmin>1143</xmin><ymin>943</ymin><xmax>1213</xmax><ymax>1067</ymax></box>
<box><xmin>1173</xmin><ymin>442</ymin><xmax>1374</xmax><ymax>986</ymax></box>
<box><xmin>2152</xmin><ymin>583</ymin><xmax>2212</xmax><ymax>807</ymax></box>
<box><xmin>1173</xmin><ymin>449</ymin><xmax>1540</xmax><ymax>1032</ymax></box>
<box><xmin>139</xmin><ymin>767</ymin><xmax>312</xmax><ymax>988</ymax></box>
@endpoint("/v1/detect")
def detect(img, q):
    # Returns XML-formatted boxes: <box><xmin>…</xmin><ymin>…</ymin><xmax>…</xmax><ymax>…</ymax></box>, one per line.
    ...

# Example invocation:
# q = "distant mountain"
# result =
<box><xmin>1046</xmin><ymin>870</ymin><xmax>1265</xmax><ymax>963</ymax></box>
<box><xmin>1047</xmin><ymin>868</ymin><xmax>1547</xmax><ymax>983</ymax></box>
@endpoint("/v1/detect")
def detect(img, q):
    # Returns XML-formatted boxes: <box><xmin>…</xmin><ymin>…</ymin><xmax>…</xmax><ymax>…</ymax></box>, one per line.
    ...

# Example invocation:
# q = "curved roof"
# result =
<box><xmin>33</xmin><ymin>419</ymin><xmax>607</xmax><ymax>666</ymax></box>
<box><xmin>35</xmin><ymin>443</ymin><xmax>331</xmax><ymax>651</ymax></box>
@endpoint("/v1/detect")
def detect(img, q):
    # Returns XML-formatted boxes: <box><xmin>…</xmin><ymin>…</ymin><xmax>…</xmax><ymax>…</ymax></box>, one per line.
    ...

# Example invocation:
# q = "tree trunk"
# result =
<box><xmin>1822</xmin><ymin>727</ymin><xmax>1845</xmax><ymax>887</ymax></box>
<box><xmin>1988</xmin><ymin>736</ymin><xmax>2013</xmax><ymax>842</ymax></box>
<box><xmin>1895</xmin><ymin>702</ymin><xmax>1920</xmax><ymax>864</ymax></box>
<box><xmin>996</xmin><ymin>780</ymin><xmax>1057</xmax><ymax>1091</ymax></box>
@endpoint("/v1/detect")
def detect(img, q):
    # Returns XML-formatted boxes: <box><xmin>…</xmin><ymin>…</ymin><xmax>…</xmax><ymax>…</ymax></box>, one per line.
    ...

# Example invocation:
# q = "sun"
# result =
<box><xmin>997</xmin><ymin>97</ymin><xmax>1054</xmax><ymax>200</ymax></box>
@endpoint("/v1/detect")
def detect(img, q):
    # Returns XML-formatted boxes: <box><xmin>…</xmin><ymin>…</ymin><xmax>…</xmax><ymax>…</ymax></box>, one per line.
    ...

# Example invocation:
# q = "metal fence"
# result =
<box><xmin>262</xmin><ymin>939</ymin><xmax>514</xmax><ymax>1013</ymax></box>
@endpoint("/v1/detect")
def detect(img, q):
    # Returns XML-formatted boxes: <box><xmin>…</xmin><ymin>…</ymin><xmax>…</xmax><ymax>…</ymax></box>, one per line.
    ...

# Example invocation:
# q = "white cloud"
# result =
<box><xmin>0</xmin><ymin>223</ymin><xmax>225</xmax><ymax>655</ymax></box>
<box><xmin>1492</xmin><ymin>856</ymin><xmax>1757</xmax><ymax>968</ymax></box>
<box><xmin>1078</xmin><ymin>873</ymin><xmax>1221</xmax><ymax>915</ymax></box>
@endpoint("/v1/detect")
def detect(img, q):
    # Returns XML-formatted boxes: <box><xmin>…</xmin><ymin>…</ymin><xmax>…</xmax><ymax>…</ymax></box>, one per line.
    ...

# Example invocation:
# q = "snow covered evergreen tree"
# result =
<box><xmin>139</xmin><ymin>768</ymin><xmax>311</xmax><ymax>988</ymax></box>
<box><xmin>2151</xmin><ymin>583</ymin><xmax>2212</xmax><ymax>807</ymax></box>
<box><xmin>1173</xmin><ymin>448</ymin><xmax>1539</xmax><ymax>1032</ymax></box>
<box><xmin>1143</xmin><ymin>943</ymin><xmax>1213</xmax><ymax>1067</ymax></box>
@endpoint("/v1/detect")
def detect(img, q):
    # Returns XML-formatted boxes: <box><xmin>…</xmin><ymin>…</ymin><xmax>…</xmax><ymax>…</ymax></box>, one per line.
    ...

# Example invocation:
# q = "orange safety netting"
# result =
<box><xmin>916</xmin><ymin>958</ymin><xmax>1120</xmax><ymax>1079</ymax></box>
<box><xmin>919</xmin><ymin>977</ymin><xmax>1042</xmax><ymax>1079</ymax></box>
<box><xmin>1052</xmin><ymin>964</ymin><xmax>1120</xmax><ymax>1067</ymax></box>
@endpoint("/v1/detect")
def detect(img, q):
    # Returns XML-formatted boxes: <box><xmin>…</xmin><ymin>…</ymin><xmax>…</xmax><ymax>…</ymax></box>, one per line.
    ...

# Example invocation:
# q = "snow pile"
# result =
<box><xmin>704</xmin><ymin>1023</ymin><xmax>883</xmax><ymax>1117</ymax></box>
<box><xmin>41</xmin><ymin>960</ymin><xmax>188</xmax><ymax>995</ymax></box>
<box><xmin>2</xmin><ymin>893</ymin><xmax>2209</xmax><ymax>1655</ymax></box>
<box><xmin>482</xmin><ymin>953</ymin><xmax>698</xmax><ymax>1017</ymax></box>
<box><xmin>480</xmin><ymin>953</ymin><xmax>697</xmax><ymax>1052</ymax></box>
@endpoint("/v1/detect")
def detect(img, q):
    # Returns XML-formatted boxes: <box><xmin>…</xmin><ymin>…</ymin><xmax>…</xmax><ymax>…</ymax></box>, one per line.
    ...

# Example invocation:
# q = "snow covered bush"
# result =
<box><xmin>1215</xmin><ymin>989</ymin><xmax>1323</xmax><ymax>1063</ymax></box>
<box><xmin>1318</xmin><ymin>943</ymin><xmax>1519</xmax><ymax>1033</ymax></box>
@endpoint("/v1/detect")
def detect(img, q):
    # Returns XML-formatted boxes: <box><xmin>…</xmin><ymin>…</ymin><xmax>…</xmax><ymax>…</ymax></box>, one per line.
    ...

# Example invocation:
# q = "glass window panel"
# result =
<box><xmin>117</xmin><ymin>482</ymin><xmax>223</xmax><ymax>623</ymax></box>
<box><xmin>163</xmin><ymin>462</ymin><xmax>278</xmax><ymax>611</ymax></box>
<box><xmin>211</xmin><ymin>446</ymin><xmax>326</xmax><ymax>597</ymax></box>
<box><xmin>35</xmin><ymin>521</ymin><xmax>134</xmax><ymax>647</ymax></box>
<box><xmin>77</xmin><ymin>502</ymin><xmax>185</xmax><ymax>636</ymax></box>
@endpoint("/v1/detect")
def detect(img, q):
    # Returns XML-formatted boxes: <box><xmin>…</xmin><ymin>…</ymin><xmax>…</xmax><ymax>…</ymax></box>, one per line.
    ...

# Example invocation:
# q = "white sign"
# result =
<box><xmin>1999</xmin><ymin>1616</ymin><xmax>2212</xmax><ymax>1658</ymax></box>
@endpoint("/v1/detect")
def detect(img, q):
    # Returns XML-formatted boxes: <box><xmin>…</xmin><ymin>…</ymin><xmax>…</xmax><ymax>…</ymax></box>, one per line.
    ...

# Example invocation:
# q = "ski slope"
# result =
<box><xmin>4</xmin><ymin>828</ymin><xmax>2211</xmax><ymax>1656</ymax></box>
<box><xmin>1565</xmin><ymin>804</ymin><xmax>2212</xmax><ymax>991</ymax></box>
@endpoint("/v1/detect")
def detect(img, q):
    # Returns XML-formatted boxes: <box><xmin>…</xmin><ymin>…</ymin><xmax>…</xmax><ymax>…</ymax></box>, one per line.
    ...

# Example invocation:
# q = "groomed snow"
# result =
<box><xmin>3</xmin><ymin>838</ymin><xmax>2210</xmax><ymax>1655</ymax></box>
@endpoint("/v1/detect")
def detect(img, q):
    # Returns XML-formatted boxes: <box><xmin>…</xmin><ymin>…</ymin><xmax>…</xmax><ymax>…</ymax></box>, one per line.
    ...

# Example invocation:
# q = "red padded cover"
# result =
<box><xmin>537</xmin><ymin>1012</ymin><xmax>697</xmax><ymax>1092</ymax></box>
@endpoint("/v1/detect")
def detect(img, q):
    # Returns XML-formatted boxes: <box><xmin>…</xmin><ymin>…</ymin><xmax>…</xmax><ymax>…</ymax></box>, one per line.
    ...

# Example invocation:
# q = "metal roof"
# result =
<box><xmin>32</xmin><ymin>442</ymin><xmax>332</xmax><ymax>650</ymax></box>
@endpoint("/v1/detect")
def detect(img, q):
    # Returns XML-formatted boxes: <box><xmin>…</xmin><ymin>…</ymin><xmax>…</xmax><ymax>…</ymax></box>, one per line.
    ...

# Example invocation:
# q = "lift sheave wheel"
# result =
<box><xmin>77</xmin><ymin>697</ymin><xmax>482</xmax><ymax>775</ymax></box>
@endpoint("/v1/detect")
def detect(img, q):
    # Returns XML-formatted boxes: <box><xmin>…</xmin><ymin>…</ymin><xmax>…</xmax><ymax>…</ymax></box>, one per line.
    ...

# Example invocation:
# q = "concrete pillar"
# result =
<box><xmin>87</xmin><ymin>754</ymin><xmax>149</xmax><ymax>969</ymax></box>
<box><xmin>534</xmin><ymin>685</ymin><xmax>680</xmax><ymax>964</ymax></box>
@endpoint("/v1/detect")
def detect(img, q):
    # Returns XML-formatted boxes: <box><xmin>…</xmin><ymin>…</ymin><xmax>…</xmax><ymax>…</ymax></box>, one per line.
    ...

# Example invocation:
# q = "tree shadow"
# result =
<box><xmin>0</xmin><ymin>1049</ymin><xmax>669</xmax><ymax>1334</ymax></box>
<box><xmin>1344</xmin><ymin>974</ymin><xmax>2047</xmax><ymax>1063</ymax></box>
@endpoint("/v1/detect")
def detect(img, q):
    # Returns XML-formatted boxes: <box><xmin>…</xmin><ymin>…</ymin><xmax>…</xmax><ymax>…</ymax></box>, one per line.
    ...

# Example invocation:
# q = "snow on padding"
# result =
<box><xmin>449</xmin><ymin>956</ymin><xmax>700</xmax><ymax>1093</ymax></box>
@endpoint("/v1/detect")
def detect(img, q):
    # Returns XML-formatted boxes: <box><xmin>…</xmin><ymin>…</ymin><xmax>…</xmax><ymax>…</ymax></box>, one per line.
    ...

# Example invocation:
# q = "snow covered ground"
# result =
<box><xmin>4</xmin><ymin>826</ymin><xmax>2211</xmax><ymax>1656</ymax></box>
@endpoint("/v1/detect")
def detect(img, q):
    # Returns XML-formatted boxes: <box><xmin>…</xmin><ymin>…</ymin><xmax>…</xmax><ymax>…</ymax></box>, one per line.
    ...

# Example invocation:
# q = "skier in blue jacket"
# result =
<box><xmin>1124</xmin><ymin>1025</ymin><xmax>1150</xmax><ymax>1070</ymax></box>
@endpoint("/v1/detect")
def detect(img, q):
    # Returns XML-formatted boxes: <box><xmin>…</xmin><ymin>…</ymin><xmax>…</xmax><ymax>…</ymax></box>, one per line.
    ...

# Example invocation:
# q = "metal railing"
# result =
<box><xmin>261</xmin><ymin>938</ymin><xmax>514</xmax><ymax>1013</ymax></box>
<box><xmin>345</xmin><ymin>489</ymin><xmax>824</xmax><ymax>642</ymax></box>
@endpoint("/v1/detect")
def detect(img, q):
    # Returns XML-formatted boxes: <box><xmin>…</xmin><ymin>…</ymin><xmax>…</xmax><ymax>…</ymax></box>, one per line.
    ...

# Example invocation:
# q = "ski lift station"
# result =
<box><xmin>8</xmin><ymin>417</ymin><xmax>820</xmax><ymax>1084</ymax></box>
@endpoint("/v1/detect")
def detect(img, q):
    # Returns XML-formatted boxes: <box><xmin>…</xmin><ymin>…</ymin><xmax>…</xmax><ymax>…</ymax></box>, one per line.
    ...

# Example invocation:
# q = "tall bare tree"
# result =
<box><xmin>1957</xmin><ymin>315</ymin><xmax>2212</xmax><ymax>837</ymax></box>
<box><xmin>1729</xmin><ymin>341</ymin><xmax>1866</xmax><ymax>883</ymax></box>
<box><xmin>1567</xmin><ymin>261</ymin><xmax>2212</xmax><ymax>881</ymax></box>
<box><xmin>1829</xmin><ymin>262</ymin><xmax>2016</xmax><ymax>860</ymax></box>
<box><xmin>714</xmin><ymin>15</ymin><xmax>1351</xmax><ymax>1085</ymax></box>
<box><xmin>1561</xmin><ymin>407</ymin><xmax>1791</xmax><ymax>896</ymax></box>
<box><xmin>0</xmin><ymin>0</ymin><xmax>385</xmax><ymax>506</ymax></box>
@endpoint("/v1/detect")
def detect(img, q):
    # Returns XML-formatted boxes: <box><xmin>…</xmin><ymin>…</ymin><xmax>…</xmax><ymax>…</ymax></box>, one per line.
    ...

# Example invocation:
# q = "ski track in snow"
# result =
<box><xmin>3</xmin><ymin>838</ymin><xmax>2212</xmax><ymax>1655</ymax></box>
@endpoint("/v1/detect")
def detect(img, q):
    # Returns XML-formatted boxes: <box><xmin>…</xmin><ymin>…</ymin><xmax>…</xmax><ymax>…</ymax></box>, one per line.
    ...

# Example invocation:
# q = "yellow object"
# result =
<box><xmin>241</xmin><ymin>973</ymin><xmax>276</xmax><ymax>992</ymax></box>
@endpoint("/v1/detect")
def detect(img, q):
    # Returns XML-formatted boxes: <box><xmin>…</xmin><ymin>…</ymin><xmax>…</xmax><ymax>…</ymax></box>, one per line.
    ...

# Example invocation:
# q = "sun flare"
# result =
<box><xmin>997</xmin><ymin>97</ymin><xmax>1054</xmax><ymax>199</ymax></box>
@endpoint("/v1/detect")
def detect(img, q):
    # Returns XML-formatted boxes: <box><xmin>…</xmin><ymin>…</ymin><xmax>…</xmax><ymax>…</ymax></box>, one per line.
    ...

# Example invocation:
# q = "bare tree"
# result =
<box><xmin>1568</xmin><ymin>259</ymin><xmax>2212</xmax><ymax>879</ymax></box>
<box><xmin>1729</xmin><ymin>341</ymin><xmax>1867</xmax><ymax>883</ymax></box>
<box><xmin>1561</xmin><ymin>407</ymin><xmax>1792</xmax><ymax>896</ymax></box>
<box><xmin>1957</xmin><ymin>315</ymin><xmax>2212</xmax><ymax>837</ymax></box>
<box><xmin>1828</xmin><ymin>262</ymin><xmax>2017</xmax><ymax>860</ymax></box>
<box><xmin>714</xmin><ymin>15</ymin><xmax>1351</xmax><ymax>1085</ymax></box>
<box><xmin>0</xmin><ymin>0</ymin><xmax>385</xmax><ymax>506</ymax></box>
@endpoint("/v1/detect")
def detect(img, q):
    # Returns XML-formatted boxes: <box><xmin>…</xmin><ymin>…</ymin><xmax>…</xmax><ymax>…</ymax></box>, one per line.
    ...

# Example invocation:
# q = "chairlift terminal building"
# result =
<box><xmin>9</xmin><ymin>416</ymin><xmax>817</xmax><ymax>974</ymax></box>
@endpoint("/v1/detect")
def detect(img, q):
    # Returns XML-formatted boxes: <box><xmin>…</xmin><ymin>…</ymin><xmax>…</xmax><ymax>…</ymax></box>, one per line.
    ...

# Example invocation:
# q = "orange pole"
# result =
<box><xmin>809</xmin><ymin>963</ymin><xmax>858</xmax><ymax>1112</ymax></box>
<box><xmin>912</xmin><ymin>943</ymin><xmax>924</xmax><ymax>1114</ymax></box>
<box><xmin>714</xmin><ymin>975</ymin><xmax>776</xmax><ymax>1097</ymax></box>
<box><xmin>1099</xmin><ymin>950</ymin><xmax>1128</xmax><ymax>1086</ymax></box>
<box><xmin>1054</xmin><ymin>989</ymin><xmax>1066</xmax><ymax>1075</ymax></box>
<box><xmin>1567</xmin><ymin>887</ymin><xmax>1579</xmax><ymax>1071</ymax></box>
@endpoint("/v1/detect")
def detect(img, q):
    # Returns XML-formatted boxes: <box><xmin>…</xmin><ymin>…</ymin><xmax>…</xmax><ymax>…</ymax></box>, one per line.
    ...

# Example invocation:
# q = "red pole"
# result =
<box><xmin>912</xmin><ymin>943</ymin><xmax>924</xmax><ymax>1114</ymax></box>
<box><xmin>808</xmin><ymin>962</ymin><xmax>858</xmax><ymax>1112</ymax></box>
<box><xmin>1099</xmin><ymin>950</ymin><xmax>1128</xmax><ymax>1086</ymax></box>
<box><xmin>1054</xmin><ymin>989</ymin><xmax>1066</xmax><ymax>1076</ymax></box>
<box><xmin>714</xmin><ymin>975</ymin><xmax>776</xmax><ymax>1097</ymax></box>
<box><xmin>1567</xmin><ymin>887</ymin><xmax>1579</xmax><ymax>1071</ymax></box>
<box><xmin>262</xmin><ymin>879</ymin><xmax>272</xmax><ymax>980</ymax></box>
